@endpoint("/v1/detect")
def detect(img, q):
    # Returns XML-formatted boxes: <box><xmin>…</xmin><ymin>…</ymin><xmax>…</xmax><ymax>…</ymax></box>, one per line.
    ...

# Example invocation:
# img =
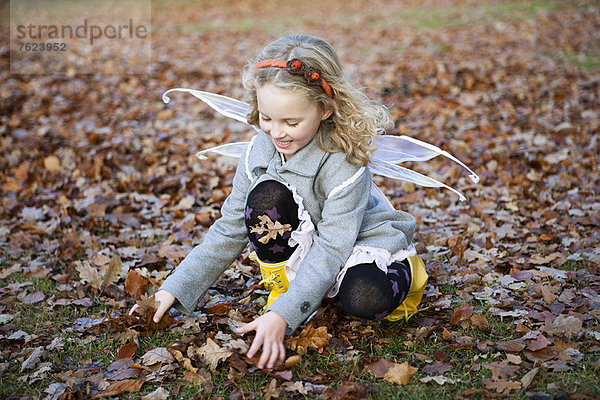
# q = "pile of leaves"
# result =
<box><xmin>1</xmin><ymin>0</ymin><xmax>599</xmax><ymax>398</ymax></box>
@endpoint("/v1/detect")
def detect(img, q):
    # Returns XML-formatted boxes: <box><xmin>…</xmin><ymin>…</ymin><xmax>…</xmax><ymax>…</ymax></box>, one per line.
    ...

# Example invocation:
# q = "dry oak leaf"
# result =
<box><xmin>134</xmin><ymin>295</ymin><xmax>175</xmax><ymax>331</ymax></box>
<box><xmin>470</xmin><ymin>313</ymin><xmax>489</xmax><ymax>330</ymax></box>
<box><xmin>103</xmin><ymin>254</ymin><xmax>122</xmax><ymax>289</ymax></box>
<box><xmin>250</xmin><ymin>215</ymin><xmax>292</xmax><ymax>244</ymax></box>
<box><xmin>450</xmin><ymin>304</ymin><xmax>474</xmax><ymax>325</ymax></box>
<box><xmin>141</xmin><ymin>347</ymin><xmax>174</xmax><ymax>366</ymax></box>
<box><xmin>141</xmin><ymin>386</ymin><xmax>169</xmax><ymax>400</ymax></box>
<box><xmin>125</xmin><ymin>269</ymin><xmax>147</xmax><ymax>297</ymax></box>
<box><xmin>383</xmin><ymin>362</ymin><xmax>418</xmax><ymax>385</ymax></box>
<box><xmin>197</xmin><ymin>338</ymin><xmax>233</xmax><ymax>371</ymax></box>
<box><xmin>365</xmin><ymin>357</ymin><xmax>396</xmax><ymax>378</ymax></box>
<box><xmin>287</xmin><ymin>323</ymin><xmax>330</xmax><ymax>355</ymax></box>
<box><xmin>91</xmin><ymin>379</ymin><xmax>144</xmax><ymax>399</ymax></box>
<box><xmin>482</xmin><ymin>378</ymin><xmax>521</xmax><ymax>395</ymax></box>
<box><xmin>75</xmin><ymin>260</ymin><xmax>103</xmax><ymax>289</ymax></box>
<box><xmin>117</xmin><ymin>342</ymin><xmax>138</xmax><ymax>360</ymax></box>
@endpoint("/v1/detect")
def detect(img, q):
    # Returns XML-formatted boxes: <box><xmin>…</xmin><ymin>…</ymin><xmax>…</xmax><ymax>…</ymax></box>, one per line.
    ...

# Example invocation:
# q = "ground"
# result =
<box><xmin>0</xmin><ymin>0</ymin><xmax>599</xmax><ymax>399</ymax></box>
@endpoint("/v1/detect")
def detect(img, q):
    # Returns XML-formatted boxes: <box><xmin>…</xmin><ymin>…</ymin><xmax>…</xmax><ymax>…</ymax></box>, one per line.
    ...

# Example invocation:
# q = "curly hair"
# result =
<box><xmin>242</xmin><ymin>34</ymin><xmax>390</xmax><ymax>166</ymax></box>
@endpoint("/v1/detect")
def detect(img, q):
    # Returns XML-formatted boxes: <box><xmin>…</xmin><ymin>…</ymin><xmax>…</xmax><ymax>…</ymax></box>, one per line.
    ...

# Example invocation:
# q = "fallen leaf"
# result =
<box><xmin>125</xmin><ymin>269</ymin><xmax>147</xmax><ymax>297</ymax></box>
<box><xmin>419</xmin><ymin>375</ymin><xmax>458</xmax><ymax>385</ymax></box>
<box><xmin>542</xmin><ymin>315</ymin><xmax>583</xmax><ymax>339</ymax></box>
<box><xmin>525</xmin><ymin>334</ymin><xmax>550</xmax><ymax>351</ymax></box>
<box><xmin>142</xmin><ymin>386</ymin><xmax>169</xmax><ymax>400</ymax></box>
<box><xmin>102</xmin><ymin>254</ymin><xmax>122</xmax><ymax>289</ymax></box>
<box><xmin>91</xmin><ymin>379</ymin><xmax>144</xmax><ymax>399</ymax></box>
<box><xmin>21</xmin><ymin>346</ymin><xmax>45</xmax><ymax>372</ymax></box>
<box><xmin>141</xmin><ymin>348</ymin><xmax>174</xmax><ymax>366</ymax></box>
<box><xmin>117</xmin><ymin>343</ymin><xmax>138</xmax><ymax>359</ymax></box>
<box><xmin>365</xmin><ymin>357</ymin><xmax>395</xmax><ymax>378</ymax></box>
<box><xmin>450</xmin><ymin>304</ymin><xmax>473</xmax><ymax>325</ymax></box>
<box><xmin>43</xmin><ymin>155</ymin><xmax>60</xmax><ymax>172</ymax></box>
<box><xmin>520</xmin><ymin>367</ymin><xmax>539</xmax><ymax>390</ymax></box>
<box><xmin>286</xmin><ymin>323</ymin><xmax>330</xmax><ymax>355</ymax></box>
<box><xmin>197</xmin><ymin>338</ymin><xmax>232</xmax><ymax>371</ymax></box>
<box><xmin>469</xmin><ymin>313</ymin><xmax>489</xmax><ymax>330</ymax></box>
<box><xmin>284</xmin><ymin>355</ymin><xmax>302</xmax><ymax>368</ymax></box>
<box><xmin>482</xmin><ymin>378</ymin><xmax>521</xmax><ymax>395</ymax></box>
<box><xmin>75</xmin><ymin>261</ymin><xmax>103</xmax><ymax>289</ymax></box>
<box><xmin>383</xmin><ymin>362</ymin><xmax>418</xmax><ymax>385</ymax></box>
<box><xmin>496</xmin><ymin>341</ymin><xmax>526</xmax><ymax>352</ymax></box>
<box><xmin>23</xmin><ymin>291</ymin><xmax>45</xmax><ymax>304</ymax></box>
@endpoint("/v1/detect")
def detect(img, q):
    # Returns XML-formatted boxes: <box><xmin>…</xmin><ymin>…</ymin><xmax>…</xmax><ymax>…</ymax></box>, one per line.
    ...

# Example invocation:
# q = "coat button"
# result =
<box><xmin>300</xmin><ymin>301</ymin><xmax>310</xmax><ymax>313</ymax></box>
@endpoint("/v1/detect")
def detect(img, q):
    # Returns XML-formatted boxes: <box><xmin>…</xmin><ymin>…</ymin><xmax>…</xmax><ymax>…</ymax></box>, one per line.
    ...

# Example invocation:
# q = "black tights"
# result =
<box><xmin>244</xmin><ymin>179</ymin><xmax>412</xmax><ymax>320</ymax></box>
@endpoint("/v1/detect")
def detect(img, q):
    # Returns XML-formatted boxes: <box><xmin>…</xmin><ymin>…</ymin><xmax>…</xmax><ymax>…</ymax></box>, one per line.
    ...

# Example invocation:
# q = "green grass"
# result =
<box><xmin>397</xmin><ymin>0</ymin><xmax>559</xmax><ymax>29</ymax></box>
<box><xmin>553</xmin><ymin>52</ymin><xmax>600</xmax><ymax>70</ymax></box>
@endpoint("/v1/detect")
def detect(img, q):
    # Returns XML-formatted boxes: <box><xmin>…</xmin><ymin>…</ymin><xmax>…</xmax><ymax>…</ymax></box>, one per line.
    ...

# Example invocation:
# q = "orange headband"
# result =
<box><xmin>255</xmin><ymin>58</ymin><xmax>333</xmax><ymax>98</ymax></box>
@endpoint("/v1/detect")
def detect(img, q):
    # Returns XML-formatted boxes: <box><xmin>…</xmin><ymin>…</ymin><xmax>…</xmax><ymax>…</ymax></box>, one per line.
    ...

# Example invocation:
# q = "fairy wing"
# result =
<box><xmin>196</xmin><ymin>142</ymin><xmax>249</xmax><ymax>160</ymax></box>
<box><xmin>162</xmin><ymin>88</ymin><xmax>259</xmax><ymax>131</ymax></box>
<box><xmin>162</xmin><ymin>88</ymin><xmax>478</xmax><ymax>201</ymax></box>
<box><xmin>373</xmin><ymin>135</ymin><xmax>479</xmax><ymax>183</ymax></box>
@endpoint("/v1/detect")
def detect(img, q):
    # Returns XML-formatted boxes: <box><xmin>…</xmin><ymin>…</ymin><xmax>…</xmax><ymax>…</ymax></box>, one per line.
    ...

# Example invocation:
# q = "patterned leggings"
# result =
<box><xmin>244</xmin><ymin>180</ymin><xmax>412</xmax><ymax>321</ymax></box>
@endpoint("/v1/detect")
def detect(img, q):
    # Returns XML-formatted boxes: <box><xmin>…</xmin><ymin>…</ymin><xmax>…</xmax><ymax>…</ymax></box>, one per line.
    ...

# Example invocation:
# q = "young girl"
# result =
<box><xmin>138</xmin><ymin>34</ymin><xmax>428</xmax><ymax>370</ymax></box>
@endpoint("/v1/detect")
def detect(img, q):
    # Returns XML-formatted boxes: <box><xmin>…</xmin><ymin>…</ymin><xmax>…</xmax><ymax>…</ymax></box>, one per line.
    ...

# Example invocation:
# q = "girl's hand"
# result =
<box><xmin>236</xmin><ymin>311</ymin><xmax>287</xmax><ymax>369</ymax></box>
<box><xmin>128</xmin><ymin>290</ymin><xmax>176</xmax><ymax>323</ymax></box>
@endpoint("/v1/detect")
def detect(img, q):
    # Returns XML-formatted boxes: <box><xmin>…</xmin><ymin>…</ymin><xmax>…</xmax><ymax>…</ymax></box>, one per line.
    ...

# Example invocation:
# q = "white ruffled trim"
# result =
<box><xmin>282</xmin><ymin>182</ymin><xmax>315</xmax><ymax>282</ymax></box>
<box><xmin>244</xmin><ymin>135</ymin><xmax>256</xmax><ymax>182</ymax></box>
<box><xmin>327</xmin><ymin>167</ymin><xmax>365</xmax><ymax>199</ymax></box>
<box><xmin>327</xmin><ymin>244</ymin><xmax>417</xmax><ymax>298</ymax></box>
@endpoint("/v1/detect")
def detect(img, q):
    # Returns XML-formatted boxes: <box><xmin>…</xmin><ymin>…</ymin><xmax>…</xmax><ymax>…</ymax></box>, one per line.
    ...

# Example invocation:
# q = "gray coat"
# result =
<box><xmin>160</xmin><ymin>130</ymin><xmax>416</xmax><ymax>331</ymax></box>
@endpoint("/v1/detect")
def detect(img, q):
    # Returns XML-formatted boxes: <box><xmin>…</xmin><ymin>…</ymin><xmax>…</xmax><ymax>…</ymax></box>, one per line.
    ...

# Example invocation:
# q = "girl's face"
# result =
<box><xmin>257</xmin><ymin>84</ymin><xmax>332</xmax><ymax>161</ymax></box>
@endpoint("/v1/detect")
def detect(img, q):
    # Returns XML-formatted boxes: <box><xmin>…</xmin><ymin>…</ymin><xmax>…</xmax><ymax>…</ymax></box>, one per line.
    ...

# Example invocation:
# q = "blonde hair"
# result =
<box><xmin>242</xmin><ymin>34</ymin><xmax>390</xmax><ymax>166</ymax></box>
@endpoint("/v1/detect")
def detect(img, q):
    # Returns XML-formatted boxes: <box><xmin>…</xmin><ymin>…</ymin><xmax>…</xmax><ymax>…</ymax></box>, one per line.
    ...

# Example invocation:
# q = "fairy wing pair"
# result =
<box><xmin>162</xmin><ymin>88</ymin><xmax>479</xmax><ymax>202</ymax></box>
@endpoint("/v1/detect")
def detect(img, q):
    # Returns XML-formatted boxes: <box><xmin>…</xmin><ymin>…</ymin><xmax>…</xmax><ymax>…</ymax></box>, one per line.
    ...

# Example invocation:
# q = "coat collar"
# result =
<box><xmin>251</xmin><ymin>130</ymin><xmax>328</xmax><ymax>177</ymax></box>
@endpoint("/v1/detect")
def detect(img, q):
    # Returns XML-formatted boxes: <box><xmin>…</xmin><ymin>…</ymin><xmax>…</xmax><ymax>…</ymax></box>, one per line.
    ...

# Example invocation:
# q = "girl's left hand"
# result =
<box><xmin>236</xmin><ymin>311</ymin><xmax>287</xmax><ymax>369</ymax></box>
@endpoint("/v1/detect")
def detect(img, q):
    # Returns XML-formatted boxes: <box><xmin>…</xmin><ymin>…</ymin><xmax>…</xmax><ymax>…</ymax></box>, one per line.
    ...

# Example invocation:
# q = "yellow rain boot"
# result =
<box><xmin>385</xmin><ymin>255</ymin><xmax>429</xmax><ymax>322</ymax></box>
<box><xmin>249</xmin><ymin>251</ymin><xmax>290</xmax><ymax>308</ymax></box>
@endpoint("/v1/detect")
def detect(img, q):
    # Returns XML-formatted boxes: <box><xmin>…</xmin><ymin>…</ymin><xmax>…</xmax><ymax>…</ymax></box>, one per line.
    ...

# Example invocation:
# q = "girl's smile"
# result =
<box><xmin>256</xmin><ymin>84</ymin><xmax>332</xmax><ymax>161</ymax></box>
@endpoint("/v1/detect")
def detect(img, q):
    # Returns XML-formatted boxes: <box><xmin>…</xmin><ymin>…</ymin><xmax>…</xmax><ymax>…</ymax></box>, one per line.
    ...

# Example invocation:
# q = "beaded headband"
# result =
<box><xmin>254</xmin><ymin>58</ymin><xmax>333</xmax><ymax>98</ymax></box>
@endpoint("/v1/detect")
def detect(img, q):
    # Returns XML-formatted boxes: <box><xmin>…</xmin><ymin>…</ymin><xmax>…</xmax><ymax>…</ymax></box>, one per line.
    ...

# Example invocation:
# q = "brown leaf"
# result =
<box><xmin>134</xmin><ymin>295</ymin><xmax>175</xmax><ymax>331</ymax></box>
<box><xmin>520</xmin><ymin>367</ymin><xmax>539</xmax><ymax>391</ymax></box>
<box><xmin>484</xmin><ymin>361</ymin><xmax>520</xmax><ymax>380</ymax></box>
<box><xmin>469</xmin><ymin>313</ymin><xmax>489</xmax><ymax>330</ymax></box>
<box><xmin>117</xmin><ymin>343</ymin><xmax>138</xmax><ymax>359</ymax></box>
<box><xmin>540</xmin><ymin>285</ymin><xmax>558</xmax><ymax>304</ymax></box>
<box><xmin>250</xmin><ymin>215</ymin><xmax>292</xmax><ymax>244</ymax></box>
<box><xmin>197</xmin><ymin>338</ymin><xmax>232</xmax><ymax>371</ymax></box>
<box><xmin>286</xmin><ymin>323</ymin><xmax>330</xmax><ymax>355</ymax></box>
<box><xmin>141</xmin><ymin>348</ymin><xmax>174</xmax><ymax>366</ymax></box>
<box><xmin>482</xmin><ymin>378</ymin><xmax>521</xmax><ymax>395</ymax></box>
<box><xmin>125</xmin><ymin>269</ymin><xmax>147</xmax><ymax>297</ymax></box>
<box><xmin>383</xmin><ymin>362</ymin><xmax>418</xmax><ymax>385</ymax></box>
<box><xmin>141</xmin><ymin>387</ymin><xmax>169</xmax><ymax>400</ymax></box>
<box><xmin>496</xmin><ymin>341</ymin><xmax>526</xmax><ymax>352</ymax></box>
<box><xmin>450</xmin><ymin>304</ymin><xmax>473</xmax><ymax>325</ymax></box>
<box><xmin>365</xmin><ymin>357</ymin><xmax>396</xmax><ymax>378</ymax></box>
<box><xmin>91</xmin><ymin>379</ymin><xmax>144</xmax><ymax>399</ymax></box>
<box><xmin>422</xmin><ymin>361</ymin><xmax>452</xmax><ymax>375</ymax></box>
<box><xmin>284</xmin><ymin>355</ymin><xmax>302</xmax><ymax>368</ymax></box>
<box><xmin>525</xmin><ymin>334</ymin><xmax>550</xmax><ymax>351</ymax></box>
<box><xmin>43</xmin><ymin>155</ymin><xmax>60</xmax><ymax>172</ymax></box>
<box><xmin>325</xmin><ymin>381</ymin><xmax>368</xmax><ymax>399</ymax></box>
<box><xmin>102</xmin><ymin>254</ymin><xmax>122</xmax><ymax>289</ymax></box>
<box><xmin>23</xmin><ymin>291</ymin><xmax>45</xmax><ymax>304</ymax></box>
<box><xmin>75</xmin><ymin>260</ymin><xmax>103</xmax><ymax>289</ymax></box>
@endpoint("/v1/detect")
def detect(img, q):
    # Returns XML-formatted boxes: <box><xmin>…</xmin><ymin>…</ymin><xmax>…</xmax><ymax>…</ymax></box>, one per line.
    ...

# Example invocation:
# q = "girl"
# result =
<box><xmin>137</xmin><ymin>34</ymin><xmax>428</xmax><ymax>370</ymax></box>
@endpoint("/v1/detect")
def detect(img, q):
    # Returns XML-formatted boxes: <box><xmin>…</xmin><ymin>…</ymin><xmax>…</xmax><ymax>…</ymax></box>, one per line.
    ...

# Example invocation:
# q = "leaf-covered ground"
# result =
<box><xmin>1</xmin><ymin>0</ymin><xmax>599</xmax><ymax>399</ymax></box>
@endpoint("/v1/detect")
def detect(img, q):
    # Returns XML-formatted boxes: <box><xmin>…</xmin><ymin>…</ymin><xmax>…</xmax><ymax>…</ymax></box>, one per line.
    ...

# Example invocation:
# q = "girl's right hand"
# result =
<box><xmin>128</xmin><ymin>290</ymin><xmax>176</xmax><ymax>323</ymax></box>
